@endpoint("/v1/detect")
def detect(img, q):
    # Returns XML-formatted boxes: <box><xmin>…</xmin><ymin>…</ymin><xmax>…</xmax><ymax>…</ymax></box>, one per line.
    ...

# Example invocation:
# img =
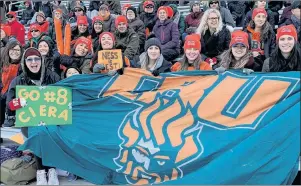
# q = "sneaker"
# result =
<box><xmin>36</xmin><ymin>170</ymin><xmax>48</xmax><ymax>185</ymax></box>
<box><xmin>2</xmin><ymin>116</ymin><xmax>15</xmax><ymax>128</ymax></box>
<box><xmin>48</xmin><ymin>168</ymin><xmax>59</xmax><ymax>185</ymax></box>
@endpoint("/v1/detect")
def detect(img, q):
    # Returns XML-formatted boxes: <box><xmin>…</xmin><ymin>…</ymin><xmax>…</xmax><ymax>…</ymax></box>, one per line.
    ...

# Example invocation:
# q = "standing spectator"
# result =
<box><xmin>91</xmin><ymin>16</ymin><xmax>104</xmax><ymax>53</ymax></box>
<box><xmin>169</xmin><ymin>4</ymin><xmax>186</xmax><ymax>36</ymax></box>
<box><xmin>114</xmin><ymin>16</ymin><xmax>140</xmax><ymax>60</ymax></box>
<box><xmin>98</xmin><ymin>4</ymin><xmax>116</xmax><ymax>32</ymax></box>
<box><xmin>262</xmin><ymin>25</ymin><xmax>300</xmax><ymax>72</ymax></box>
<box><xmin>139</xmin><ymin>1</ymin><xmax>157</xmax><ymax>36</ymax></box>
<box><xmin>101</xmin><ymin>1</ymin><xmax>121</xmax><ymax>15</ymax></box>
<box><xmin>228</xmin><ymin>1</ymin><xmax>249</xmax><ymax>27</ymax></box>
<box><xmin>126</xmin><ymin>7</ymin><xmax>146</xmax><ymax>54</ymax></box>
<box><xmin>196</xmin><ymin>9</ymin><xmax>231</xmax><ymax>62</ymax></box>
<box><xmin>245</xmin><ymin>8</ymin><xmax>276</xmax><ymax>64</ymax></box>
<box><xmin>153</xmin><ymin>6</ymin><xmax>180</xmax><ymax>62</ymax></box>
<box><xmin>20</xmin><ymin>1</ymin><xmax>35</xmax><ymax>26</ymax></box>
<box><xmin>6</xmin><ymin>12</ymin><xmax>25</xmax><ymax>46</ymax></box>
<box><xmin>184</xmin><ymin>2</ymin><xmax>203</xmax><ymax>38</ymax></box>
<box><xmin>208</xmin><ymin>0</ymin><xmax>235</xmax><ymax>31</ymax></box>
<box><xmin>268</xmin><ymin>1</ymin><xmax>283</xmax><ymax>26</ymax></box>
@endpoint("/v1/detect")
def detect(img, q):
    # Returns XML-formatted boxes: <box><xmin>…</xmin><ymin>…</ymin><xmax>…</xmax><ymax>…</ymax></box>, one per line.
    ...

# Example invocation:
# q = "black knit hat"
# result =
<box><xmin>291</xmin><ymin>0</ymin><xmax>301</xmax><ymax>9</ymax></box>
<box><xmin>144</xmin><ymin>38</ymin><xmax>161</xmax><ymax>52</ymax></box>
<box><xmin>126</xmin><ymin>6</ymin><xmax>137</xmax><ymax>18</ymax></box>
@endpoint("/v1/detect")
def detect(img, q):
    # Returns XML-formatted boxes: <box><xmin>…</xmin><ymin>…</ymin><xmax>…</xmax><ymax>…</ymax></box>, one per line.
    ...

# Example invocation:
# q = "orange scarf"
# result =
<box><xmin>247</xmin><ymin>26</ymin><xmax>264</xmax><ymax>55</ymax></box>
<box><xmin>1</xmin><ymin>64</ymin><xmax>20</xmax><ymax>95</ymax></box>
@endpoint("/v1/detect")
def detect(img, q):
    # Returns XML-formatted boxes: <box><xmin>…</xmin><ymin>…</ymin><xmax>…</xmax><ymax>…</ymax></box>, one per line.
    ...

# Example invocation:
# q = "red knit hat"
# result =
<box><xmin>99</xmin><ymin>32</ymin><xmax>116</xmax><ymax>44</ymax></box>
<box><xmin>115</xmin><ymin>15</ymin><xmax>128</xmax><ymax>27</ymax></box>
<box><xmin>143</xmin><ymin>1</ymin><xmax>155</xmax><ymax>8</ymax></box>
<box><xmin>0</xmin><ymin>24</ymin><xmax>11</xmax><ymax>36</ymax></box>
<box><xmin>29</xmin><ymin>23</ymin><xmax>41</xmax><ymax>32</ymax></box>
<box><xmin>74</xmin><ymin>37</ymin><xmax>92</xmax><ymax>52</ymax></box>
<box><xmin>92</xmin><ymin>16</ymin><xmax>104</xmax><ymax>25</ymax></box>
<box><xmin>122</xmin><ymin>4</ymin><xmax>131</xmax><ymax>10</ymax></box>
<box><xmin>166</xmin><ymin>6</ymin><xmax>174</xmax><ymax>18</ymax></box>
<box><xmin>229</xmin><ymin>30</ymin><xmax>249</xmax><ymax>49</ymax></box>
<box><xmin>252</xmin><ymin>8</ymin><xmax>267</xmax><ymax>20</ymax></box>
<box><xmin>6</xmin><ymin>11</ymin><xmax>17</xmax><ymax>18</ymax></box>
<box><xmin>54</xmin><ymin>8</ymin><xmax>63</xmax><ymax>14</ymax></box>
<box><xmin>77</xmin><ymin>15</ymin><xmax>88</xmax><ymax>26</ymax></box>
<box><xmin>157</xmin><ymin>6</ymin><xmax>168</xmax><ymax>17</ymax></box>
<box><xmin>184</xmin><ymin>34</ymin><xmax>201</xmax><ymax>51</ymax></box>
<box><xmin>277</xmin><ymin>24</ymin><xmax>298</xmax><ymax>42</ymax></box>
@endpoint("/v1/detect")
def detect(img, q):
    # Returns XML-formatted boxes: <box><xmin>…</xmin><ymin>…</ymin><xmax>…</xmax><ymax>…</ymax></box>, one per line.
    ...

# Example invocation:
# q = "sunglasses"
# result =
<box><xmin>30</xmin><ymin>30</ymin><xmax>40</xmax><ymax>33</ymax></box>
<box><xmin>6</xmin><ymin>15</ymin><xmax>14</xmax><ymax>19</ymax></box>
<box><xmin>145</xmin><ymin>5</ymin><xmax>154</xmax><ymax>8</ymax></box>
<box><xmin>74</xmin><ymin>9</ymin><xmax>83</xmax><ymax>12</ymax></box>
<box><xmin>26</xmin><ymin>57</ymin><xmax>41</xmax><ymax>63</ymax></box>
<box><xmin>210</xmin><ymin>2</ymin><xmax>219</xmax><ymax>4</ymax></box>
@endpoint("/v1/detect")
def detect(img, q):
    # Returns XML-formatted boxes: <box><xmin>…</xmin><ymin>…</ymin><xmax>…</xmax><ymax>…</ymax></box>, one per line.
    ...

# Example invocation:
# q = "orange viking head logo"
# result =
<box><xmin>114</xmin><ymin>89</ymin><xmax>204</xmax><ymax>185</ymax></box>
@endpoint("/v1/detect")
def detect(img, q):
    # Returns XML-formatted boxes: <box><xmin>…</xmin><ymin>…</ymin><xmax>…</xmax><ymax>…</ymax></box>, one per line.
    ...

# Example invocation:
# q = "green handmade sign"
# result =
<box><xmin>15</xmin><ymin>86</ymin><xmax>72</xmax><ymax>127</ymax></box>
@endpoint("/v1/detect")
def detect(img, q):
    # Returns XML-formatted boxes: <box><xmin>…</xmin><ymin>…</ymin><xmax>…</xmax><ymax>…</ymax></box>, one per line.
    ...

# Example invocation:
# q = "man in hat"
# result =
<box><xmin>6</xmin><ymin>12</ymin><xmax>25</xmax><ymax>45</ymax></box>
<box><xmin>99</xmin><ymin>3</ymin><xmax>116</xmax><ymax>32</ymax></box>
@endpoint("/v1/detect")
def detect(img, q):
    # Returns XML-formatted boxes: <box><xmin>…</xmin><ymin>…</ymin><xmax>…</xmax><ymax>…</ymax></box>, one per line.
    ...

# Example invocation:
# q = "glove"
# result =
<box><xmin>107</xmin><ymin>70</ymin><xmax>117</xmax><ymax>76</ymax></box>
<box><xmin>93</xmin><ymin>63</ymin><xmax>105</xmax><ymax>73</ymax></box>
<box><xmin>9</xmin><ymin>98</ymin><xmax>27</xmax><ymax>111</ymax></box>
<box><xmin>152</xmin><ymin>69</ymin><xmax>160</xmax><ymax>76</ymax></box>
<box><xmin>243</xmin><ymin>68</ymin><xmax>254</xmax><ymax>75</ymax></box>
<box><xmin>117</xmin><ymin>68</ymin><xmax>124</xmax><ymax>75</ymax></box>
<box><xmin>215</xmin><ymin>66</ymin><xmax>226</xmax><ymax>74</ymax></box>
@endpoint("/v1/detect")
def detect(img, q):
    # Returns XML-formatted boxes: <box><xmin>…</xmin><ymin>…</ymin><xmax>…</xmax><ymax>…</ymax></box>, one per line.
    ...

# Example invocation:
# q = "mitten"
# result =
<box><xmin>93</xmin><ymin>63</ymin><xmax>105</xmax><ymax>73</ymax></box>
<box><xmin>107</xmin><ymin>70</ymin><xmax>117</xmax><ymax>76</ymax></box>
<box><xmin>215</xmin><ymin>66</ymin><xmax>226</xmax><ymax>74</ymax></box>
<box><xmin>243</xmin><ymin>68</ymin><xmax>254</xmax><ymax>75</ymax></box>
<box><xmin>152</xmin><ymin>69</ymin><xmax>160</xmax><ymax>76</ymax></box>
<box><xmin>117</xmin><ymin>68</ymin><xmax>124</xmax><ymax>75</ymax></box>
<box><xmin>9</xmin><ymin>98</ymin><xmax>27</xmax><ymax>111</ymax></box>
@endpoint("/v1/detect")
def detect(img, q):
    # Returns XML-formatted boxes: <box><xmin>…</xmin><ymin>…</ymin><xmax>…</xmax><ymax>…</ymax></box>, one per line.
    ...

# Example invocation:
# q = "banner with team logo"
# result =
<box><xmin>19</xmin><ymin>68</ymin><xmax>300</xmax><ymax>185</ymax></box>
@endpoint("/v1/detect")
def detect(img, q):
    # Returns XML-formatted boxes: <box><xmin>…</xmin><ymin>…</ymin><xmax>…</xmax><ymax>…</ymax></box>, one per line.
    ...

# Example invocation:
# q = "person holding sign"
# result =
<box><xmin>91</xmin><ymin>32</ymin><xmax>131</xmax><ymax>75</ymax></box>
<box><xmin>4</xmin><ymin>47</ymin><xmax>60</xmax><ymax>185</ymax></box>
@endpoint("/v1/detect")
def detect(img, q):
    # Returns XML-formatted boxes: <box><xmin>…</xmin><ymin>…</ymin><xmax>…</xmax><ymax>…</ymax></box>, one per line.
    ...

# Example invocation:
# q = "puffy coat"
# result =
<box><xmin>128</xmin><ymin>18</ymin><xmax>146</xmax><ymax>50</ymax></box>
<box><xmin>115</xmin><ymin>28</ymin><xmax>140</xmax><ymax>60</ymax></box>
<box><xmin>7</xmin><ymin>20</ymin><xmax>25</xmax><ymax>46</ymax></box>
<box><xmin>139</xmin><ymin>12</ymin><xmax>157</xmax><ymax>32</ymax></box>
<box><xmin>21</xmin><ymin>4</ymin><xmax>35</xmax><ymax>24</ymax></box>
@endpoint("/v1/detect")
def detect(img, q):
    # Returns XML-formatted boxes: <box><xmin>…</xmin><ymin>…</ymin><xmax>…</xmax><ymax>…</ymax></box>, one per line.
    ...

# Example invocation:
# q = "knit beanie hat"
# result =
<box><xmin>144</xmin><ymin>38</ymin><xmax>162</xmax><ymax>52</ymax></box>
<box><xmin>126</xmin><ymin>6</ymin><xmax>137</xmax><ymax>18</ymax></box>
<box><xmin>0</xmin><ymin>24</ymin><xmax>11</xmax><ymax>36</ymax></box>
<box><xmin>229</xmin><ymin>30</ymin><xmax>249</xmax><ymax>49</ymax></box>
<box><xmin>143</xmin><ymin>1</ymin><xmax>155</xmax><ymax>8</ymax></box>
<box><xmin>166</xmin><ymin>6</ymin><xmax>174</xmax><ymax>18</ymax></box>
<box><xmin>157</xmin><ymin>6</ymin><xmax>168</xmax><ymax>17</ymax></box>
<box><xmin>36</xmin><ymin>11</ymin><xmax>46</xmax><ymax>20</ymax></box>
<box><xmin>74</xmin><ymin>4</ymin><xmax>85</xmax><ymax>12</ymax></box>
<box><xmin>99</xmin><ymin>32</ymin><xmax>116</xmax><ymax>44</ymax></box>
<box><xmin>6</xmin><ymin>11</ymin><xmax>17</xmax><ymax>18</ymax></box>
<box><xmin>77</xmin><ymin>15</ymin><xmax>88</xmax><ymax>26</ymax></box>
<box><xmin>252</xmin><ymin>8</ymin><xmax>267</xmax><ymax>20</ymax></box>
<box><xmin>122</xmin><ymin>4</ymin><xmax>131</xmax><ymax>11</ymax></box>
<box><xmin>276</xmin><ymin>25</ymin><xmax>298</xmax><ymax>42</ymax></box>
<box><xmin>291</xmin><ymin>0</ymin><xmax>301</xmax><ymax>9</ymax></box>
<box><xmin>29</xmin><ymin>23</ymin><xmax>41</xmax><ymax>32</ymax></box>
<box><xmin>24</xmin><ymin>47</ymin><xmax>42</xmax><ymax>59</ymax></box>
<box><xmin>64</xmin><ymin>67</ymin><xmax>82</xmax><ymax>78</ymax></box>
<box><xmin>54</xmin><ymin>8</ymin><xmax>63</xmax><ymax>14</ymax></box>
<box><xmin>184</xmin><ymin>34</ymin><xmax>201</xmax><ymax>51</ymax></box>
<box><xmin>115</xmin><ymin>15</ymin><xmax>128</xmax><ymax>27</ymax></box>
<box><xmin>92</xmin><ymin>16</ymin><xmax>104</xmax><ymax>25</ymax></box>
<box><xmin>190</xmin><ymin>1</ymin><xmax>201</xmax><ymax>10</ymax></box>
<box><xmin>74</xmin><ymin>37</ymin><xmax>92</xmax><ymax>52</ymax></box>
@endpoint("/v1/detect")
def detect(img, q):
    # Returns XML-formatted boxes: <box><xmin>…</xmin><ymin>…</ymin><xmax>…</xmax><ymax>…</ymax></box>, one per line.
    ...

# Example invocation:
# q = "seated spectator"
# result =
<box><xmin>71</xmin><ymin>16</ymin><xmax>91</xmax><ymax>45</ymax></box>
<box><xmin>280</xmin><ymin>0</ymin><xmax>300</xmax><ymax>43</ymax></box>
<box><xmin>169</xmin><ymin>4</ymin><xmax>185</xmax><ymax>37</ymax></box>
<box><xmin>0</xmin><ymin>24</ymin><xmax>12</xmax><ymax>49</ymax></box>
<box><xmin>153</xmin><ymin>6</ymin><xmax>180</xmax><ymax>62</ymax></box>
<box><xmin>228</xmin><ymin>1</ymin><xmax>249</xmax><ymax>27</ymax></box>
<box><xmin>171</xmin><ymin>34</ymin><xmax>211</xmax><ymax>71</ymax></box>
<box><xmin>133</xmin><ymin>37</ymin><xmax>172</xmax><ymax>76</ymax></box>
<box><xmin>99</xmin><ymin>4</ymin><xmax>116</xmax><ymax>32</ymax></box>
<box><xmin>101</xmin><ymin>1</ymin><xmax>121</xmax><ymax>15</ymax></box>
<box><xmin>126</xmin><ymin>6</ymin><xmax>146</xmax><ymax>54</ymax></box>
<box><xmin>196</xmin><ymin>9</ymin><xmax>231</xmax><ymax>62</ymax></box>
<box><xmin>243</xmin><ymin>0</ymin><xmax>275</xmax><ymax>30</ymax></box>
<box><xmin>262</xmin><ymin>25</ymin><xmax>301</xmax><ymax>72</ymax></box>
<box><xmin>245</xmin><ymin>8</ymin><xmax>276</xmax><ymax>63</ymax></box>
<box><xmin>38</xmin><ymin>1</ymin><xmax>53</xmax><ymax>19</ymax></box>
<box><xmin>122</xmin><ymin>4</ymin><xmax>131</xmax><ymax>16</ymax></box>
<box><xmin>25</xmin><ymin>24</ymin><xmax>49</xmax><ymax>49</ymax></box>
<box><xmin>184</xmin><ymin>2</ymin><xmax>203</xmax><ymax>37</ymax></box>
<box><xmin>208</xmin><ymin>0</ymin><xmax>235</xmax><ymax>32</ymax></box>
<box><xmin>1</xmin><ymin>40</ymin><xmax>23</xmax><ymax>126</ymax></box>
<box><xmin>27</xmin><ymin>12</ymin><xmax>50</xmax><ymax>41</ymax></box>
<box><xmin>69</xmin><ymin>4</ymin><xmax>93</xmax><ymax>33</ymax></box>
<box><xmin>64</xmin><ymin>67</ymin><xmax>82</xmax><ymax>78</ymax></box>
<box><xmin>6</xmin><ymin>11</ymin><xmax>25</xmax><ymax>46</ymax></box>
<box><xmin>114</xmin><ymin>16</ymin><xmax>139</xmax><ymax>60</ymax></box>
<box><xmin>20</xmin><ymin>1</ymin><xmax>35</xmax><ymax>26</ymax></box>
<box><xmin>218</xmin><ymin>30</ymin><xmax>262</xmax><ymax>71</ymax></box>
<box><xmin>139</xmin><ymin>1</ymin><xmax>157</xmax><ymax>37</ymax></box>
<box><xmin>91</xmin><ymin>16</ymin><xmax>104</xmax><ymax>53</ymax></box>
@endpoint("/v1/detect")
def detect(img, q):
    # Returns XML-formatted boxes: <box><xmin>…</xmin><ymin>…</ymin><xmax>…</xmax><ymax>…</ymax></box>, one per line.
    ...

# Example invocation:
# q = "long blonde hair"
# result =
<box><xmin>195</xmin><ymin>8</ymin><xmax>223</xmax><ymax>36</ymax></box>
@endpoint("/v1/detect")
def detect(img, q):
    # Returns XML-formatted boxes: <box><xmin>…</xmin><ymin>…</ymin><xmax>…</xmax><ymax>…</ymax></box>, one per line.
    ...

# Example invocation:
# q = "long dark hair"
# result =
<box><xmin>269</xmin><ymin>44</ymin><xmax>301</xmax><ymax>72</ymax></box>
<box><xmin>248</xmin><ymin>20</ymin><xmax>274</xmax><ymax>42</ymax></box>
<box><xmin>0</xmin><ymin>39</ymin><xmax>23</xmax><ymax>68</ymax></box>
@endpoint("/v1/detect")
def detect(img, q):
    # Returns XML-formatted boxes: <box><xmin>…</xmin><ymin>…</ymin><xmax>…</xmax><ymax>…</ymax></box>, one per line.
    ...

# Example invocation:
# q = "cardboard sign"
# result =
<box><xmin>15</xmin><ymin>86</ymin><xmax>72</xmax><ymax>127</ymax></box>
<box><xmin>98</xmin><ymin>49</ymin><xmax>123</xmax><ymax>71</ymax></box>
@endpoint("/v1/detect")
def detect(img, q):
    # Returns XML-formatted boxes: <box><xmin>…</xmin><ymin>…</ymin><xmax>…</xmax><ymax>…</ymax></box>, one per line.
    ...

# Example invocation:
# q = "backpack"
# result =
<box><xmin>1</xmin><ymin>157</ymin><xmax>37</xmax><ymax>185</ymax></box>
<box><xmin>1</xmin><ymin>145</ymin><xmax>23</xmax><ymax>164</ymax></box>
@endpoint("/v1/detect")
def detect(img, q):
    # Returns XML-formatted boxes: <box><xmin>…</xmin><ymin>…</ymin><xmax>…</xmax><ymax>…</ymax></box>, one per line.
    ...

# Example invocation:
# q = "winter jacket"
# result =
<box><xmin>169</xmin><ymin>4</ymin><xmax>186</xmax><ymax>35</ymax></box>
<box><xmin>243</xmin><ymin>9</ymin><xmax>275</xmax><ymax>29</ymax></box>
<box><xmin>91</xmin><ymin>31</ymin><xmax>103</xmax><ymax>53</ymax></box>
<box><xmin>185</xmin><ymin>12</ymin><xmax>203</xmax><ymax>31</ymax></box>
<box><xmin>27</xmin><ymin>21</ymin><xmax>50</xmax><ymax>40</ymax></box>
<box><xmin>21</xmin><ymin>5</ymin><xmax>35</xmax><ymax>24</ymax></box>
<box><xmin>228</xmin><ymin>1</ymin><xmax>249</xmax><ymax>27</ymax></box>
<box><xmin>115</xmin><ymin>28</ymin><xmax>140</xmax><ymax>60</ymax></box>
<box><xmin>280</xmin><ymin>15</ymin><xmax>301</xmax><ymax>44</ymax></box>
<box><xmin>153</xmin><ymin>19</ymin><xmax>180</xmax><ymax>52</ymax></box>
<box><xmin>102</xmin><ymin>1</ymin><xmax>121</xmax><ymax>15</ymax></box>
<box><xmin>128</xmin><ymin>18</ymin><xmax>146</xmax><ymax>48</ymax></box>
<box><xmin>37</xmin><ymin>2</ymin><xmax>53</xmax><ymax>18</ymax></box>
<box><xmin>102</xmin><ymin>15</ymin><xmax>116</xmax><ymax>32</ymax></box>
<box><xmin>60</xmin><ymin>53</ymin><xmax>93</xmax><ymax>74</ymax></box>
<box><xmin>279</xmin><ymin>6</ymin><xmax>292</xmax><ymax>25</ymax></box>
<box><xmin>7</xmin><ymin>20</ymin><xmax>25</xmax><ymax>46</ymax></box>
<box><xmin>71</xmin><ymin>29</ymin><xmax>91</xmax><ymax>42</ymax></box>
<box><xmin>201</xmin><ymin>26</ymin><xmax>231</xmax><ymax>59</ymax></box>
<box><xmin>69</xmin><ymin>15</ymin><xmax>93</xmax><ymax>34</ymax></box>
<box><xmin>219</xmin><ymin>7</ymin><xmax>236</xmax><ymax>28</ymax></box>
<box><xmin>89</xmin><ymin>1</ymin><xmax>100</xmax><ymax>11</ymax></box>
<box><xmin>24</xmin><ymin>33</ymin><xmax>48</xmax><ymax>49</ymax></box>
<box><xmin>139</xmin><ymin>12</ymin><xmax>157</xmax><ymax>32</ymax></box>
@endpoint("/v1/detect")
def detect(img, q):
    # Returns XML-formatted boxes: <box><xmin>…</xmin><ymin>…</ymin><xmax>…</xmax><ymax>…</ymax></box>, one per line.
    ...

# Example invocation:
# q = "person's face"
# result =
<box><xmin>254</xmin><ymin>13</ymin><xmax>267</xmax><ymax>28</ymax></box>
<box><xmin>208</xmin><ymin>12</ymin><xmax>219</xmax><ymax>29</ymax></box>
<box><xmin>74</xmin><ymin>8</ymin><xmax>84</xmax><ymax>17</ymax></box>
<box><xmin>209</xmin><ymin>1</ymin><xmax>219</xmax><ymax>9</ymax></box>
<box><xmin>6</xmin><ymin>15</ymin><xmax>15</xmax><ymax>23</ymax></box>
<box><xmin>31</xmin><ymin>29</ymin><xmax>41</xmax><ymax>38</ymax></box>
<box><xmin>127</xmin><ymin>10</ymin><xmax>135</xmax><ymax>20</ymax></box>
<box><xmin>75</xmin><ymin>43</ymin><xmax>89</xmax><ymax>56</ymax></box>
<box><xmin>36</xmin><ymin>15</ymin><xmax>44</xmax><ymax>23</ymax></box>
<box><xmin>66</xmin><ymin>68</ymin><xmax>80</xmax><ymax>77</ymax></box>
<box><xmin>185</xmin><ymin>48</ymin><xmax>199</xmax><ymax>61</ymax></box>
<box><xmin>25</xmin><ymin>55</ymin><xmax>42</xmax><ymax>73</ymax></box>
<box><xmin>257</xmin><ymin>1</ymin><xmax>266</xmax><ymax>8</ymax></box>
<box><xmin>292</xmin><ymin>8</ymin><xmax>301</xmax><ymax>19</ymax></box>
<box><xmin>147</xmin><ymin>46</ymin><xmax>161</xmax><ymax>60</ymax></box>
<box><xmin>144</xmin><ymin>5</ymin><xmax>154</xmax><ymax>13</ymax></box>
<box><xmin>232</xmin><ymin>44</ymin><xmax>247</xmax><ymax>59</ymax></box>
<box><xmin>0</xmin><ymin>29</ymin><xmax>6</xmax><ymax>40</ymax></box>
<box><xmin>94</xmin><ymin>22</ymin><xmax>103</xmax><ymax>33</ymax></box>
<box><xmin>158</xmin><ymin>10</ymin><xmax>167</xmax><ymax>21</ymax></box>
<box><xmin>101</xmin><ymin>34</ymin><xmax>114</xmax><ymax>49</ymax></box>
<box><xmin>25</xmin><ymin>3</ymin><xmax>30</xmax><ymax>8</ymax></box>
<box><xmin>54</xmin><ymin>12</ymin><xmax>62</xmax><ymax>19</ymax></box>
<box><xmin>192</xmin><ymin>4</ymin><xmax>200</xmax><ymax>13</ymax></box>
<box><xmin>278</xmin><ymin>35</ymin><xmax>295</xmax><ymax>54</ymax></box>
<box><xmin>78</xmin><ymin>24</ymin><xmax>87</xmax><ymax>33</ymax></box>
<box><xmin>9</xmin><ymin>45</ymin><xmax>21</xmax><ymax>60</ymax></box>
<box><xmin>38</xmin><ymin>41</ymin><xmax>50</xmax><ymax>56</ymax></box>
<box><xmin>117</xmin><ymin>22</ymin><xmax>127</xmax><ymax>33</ymax></box>
<box><xmin>99</xmin><ymin>8</ymin><xmax>109</xmax><ymax>16</ymax></box>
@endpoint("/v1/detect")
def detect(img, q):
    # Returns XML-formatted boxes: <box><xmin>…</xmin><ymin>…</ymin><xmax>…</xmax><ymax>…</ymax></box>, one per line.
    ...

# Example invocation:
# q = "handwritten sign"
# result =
<box><xmin>98</xmin><ymin>49</ymin><xmax>123</xmax><ymax>71</ymax></box>
<box><xmin>15</xmin><ymin>86</ymin><xmax>72</xmax><ymax>127</ymax></box>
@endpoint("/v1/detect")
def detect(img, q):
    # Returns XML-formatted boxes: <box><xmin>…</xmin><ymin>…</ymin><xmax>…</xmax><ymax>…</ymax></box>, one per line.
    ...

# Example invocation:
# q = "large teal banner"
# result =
<box><xmin>20</xmin><ymin>69</ymin><xmax>300</xmax><ymax>184</ymax></box>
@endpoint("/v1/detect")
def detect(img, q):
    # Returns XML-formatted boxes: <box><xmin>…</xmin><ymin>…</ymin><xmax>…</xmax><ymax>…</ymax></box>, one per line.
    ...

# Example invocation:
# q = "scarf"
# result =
<box><xmin>219</xmin><ymin>49</ymin><xmax>252</xmax><ymax>69</ymax></box>
<box><xmin>139</xmin><ymin>52</ymin><xmax>164</xmax><ymax>72</ymax></box>
<box><xmin>1</xmin><ymin>64</ymin><xmax>20</xmax><ymax>95</ymax></box>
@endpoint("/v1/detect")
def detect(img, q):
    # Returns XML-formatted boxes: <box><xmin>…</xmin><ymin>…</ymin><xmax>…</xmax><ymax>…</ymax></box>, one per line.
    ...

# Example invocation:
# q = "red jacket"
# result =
<box><xmin>27</xmin><ymin>21</ymin><xmax>50</xmax><ymax>40</ymax></box>
<box><xmin>7</xmin><ymin>20</ymin><xmax>25</xmax><ymax>45</ymax></box>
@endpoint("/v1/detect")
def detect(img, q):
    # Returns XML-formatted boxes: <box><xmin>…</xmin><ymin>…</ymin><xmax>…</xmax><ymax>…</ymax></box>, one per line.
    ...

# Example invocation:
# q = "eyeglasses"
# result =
<box><xmin>30</xmin><ymin>30</ymin><xmax>40</xmax><ymax>33</ymax></box>
<box><xmin>74</xmin><ymin>9</ymin><xmax>83</xmax><ymax>12</ymax></box>
<box><xmin>208</xmin><ymin>17</ymin><xmax>219</xmax><ymax>21</ymax></box>
<box><xmin>26</xmin><ymin>57</ymin><xmax>41</xmax><ymax>63</ymax></box>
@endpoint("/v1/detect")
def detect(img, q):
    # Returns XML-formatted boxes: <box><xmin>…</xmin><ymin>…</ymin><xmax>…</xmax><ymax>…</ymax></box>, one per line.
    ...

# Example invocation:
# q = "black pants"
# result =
<box><xmin>0</xmin><ymin>94</ymin><xmax>6</xmax><ymax>125</ymax></box>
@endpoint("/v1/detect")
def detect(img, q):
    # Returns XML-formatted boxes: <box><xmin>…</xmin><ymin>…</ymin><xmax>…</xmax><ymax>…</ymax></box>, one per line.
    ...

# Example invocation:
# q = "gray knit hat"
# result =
<box><xmin>144</xmin><ymin>38</ymin><xmax>162</xmax><ymax>52</ymax></box>
<box><xmin>291</xmin><ymin>0</ymin><xmax>300</xmax><ymax>9</ymax></box>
